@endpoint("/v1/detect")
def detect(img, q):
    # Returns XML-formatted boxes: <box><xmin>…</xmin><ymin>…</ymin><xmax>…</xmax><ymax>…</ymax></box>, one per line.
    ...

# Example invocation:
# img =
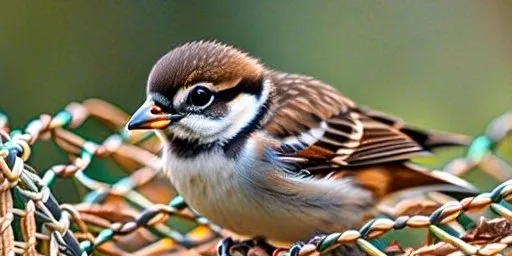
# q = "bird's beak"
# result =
<box><xmin>127</xmin><ymin>101</ymin><xmax>182</xmax><ymax>130</ymax></box>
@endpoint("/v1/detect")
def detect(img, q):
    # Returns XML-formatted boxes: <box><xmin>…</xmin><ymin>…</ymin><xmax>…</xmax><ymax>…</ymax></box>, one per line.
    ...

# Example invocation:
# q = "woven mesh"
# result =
<box><xmin>0</xmin><ymin>99</ymin><xmax>510</xmax><ymax>256</ymax></box>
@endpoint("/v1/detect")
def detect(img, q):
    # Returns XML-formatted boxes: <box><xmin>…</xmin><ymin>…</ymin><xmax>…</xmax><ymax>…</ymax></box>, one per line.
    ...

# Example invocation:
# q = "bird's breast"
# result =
<box><xmin>163</xmin><ymin>146</ymin><xmax>258</xmax><ymax>231</ymax></box>
<box><xmin>164</xmin><ymin>148</ymin><xmax>237</xmax><ymax>204</ymax></box>
<box><xmin>162</xmin><ymin>139</ymin><xmax>376</xmax><ymax>243</ymax></box>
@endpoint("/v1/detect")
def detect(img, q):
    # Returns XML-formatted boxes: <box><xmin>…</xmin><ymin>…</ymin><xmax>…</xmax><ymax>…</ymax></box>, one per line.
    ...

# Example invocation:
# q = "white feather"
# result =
<box><xmin>173</xmin><ymin>79</ymin><xmax>271</xmax><ymax>144</ymax></box>
<box><xmin>281</xmin><ymin>121</ymin><xmax>328</xmax><ymax>149</ymax></box>
<box><xmin>163</xmin><ymin>134</ymin><xmax>374</xmax><ymax>244</ymax></box>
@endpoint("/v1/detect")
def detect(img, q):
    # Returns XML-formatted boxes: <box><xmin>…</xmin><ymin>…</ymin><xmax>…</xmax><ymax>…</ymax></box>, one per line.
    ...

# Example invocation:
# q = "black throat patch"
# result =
<box><xmin>166</xmin><ymin>135</ymin><xmax>216</xmax><ymax>158</ymax></box>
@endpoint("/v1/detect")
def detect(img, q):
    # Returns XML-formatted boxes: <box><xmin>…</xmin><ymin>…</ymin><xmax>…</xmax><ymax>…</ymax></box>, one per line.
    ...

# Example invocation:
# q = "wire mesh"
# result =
<box><xmin>0</xmin><ymin>99</ymin><xmax>510</xmax><ymax>256</ymax></box>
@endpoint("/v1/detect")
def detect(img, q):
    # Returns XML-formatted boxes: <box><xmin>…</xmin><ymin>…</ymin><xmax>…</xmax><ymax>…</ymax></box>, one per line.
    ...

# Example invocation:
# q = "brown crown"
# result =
<box><xmin>147</xmin><ymin>41</ymin><xmax>264</xmax><ymax>96</ymax></box>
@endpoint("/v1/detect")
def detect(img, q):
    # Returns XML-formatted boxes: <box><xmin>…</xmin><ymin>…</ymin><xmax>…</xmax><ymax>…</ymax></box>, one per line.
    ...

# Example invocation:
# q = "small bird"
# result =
<box><xmin>127</xmin><ymin>41</ymin><xmax>476</xmax><ymax>245</ymax></box>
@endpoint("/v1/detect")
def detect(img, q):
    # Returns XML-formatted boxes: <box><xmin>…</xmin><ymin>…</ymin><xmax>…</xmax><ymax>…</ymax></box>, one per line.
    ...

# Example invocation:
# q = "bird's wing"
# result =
<box><xmin>264</xmin><ymin>72</ymin><xmax>427</xmax><ymax>169</ymax></box>
<box><xmin>262</xmin><ymin>72</ymin><xmax>476</xmax><ymax>199</ymax></box>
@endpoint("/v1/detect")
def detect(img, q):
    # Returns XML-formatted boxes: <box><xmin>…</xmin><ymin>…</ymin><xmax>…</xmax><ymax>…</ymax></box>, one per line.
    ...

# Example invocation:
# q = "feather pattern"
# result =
<box><xmin>262</xmin><ymin>72</ymin><xmax>443</xmax><ymax>177</ymax></box>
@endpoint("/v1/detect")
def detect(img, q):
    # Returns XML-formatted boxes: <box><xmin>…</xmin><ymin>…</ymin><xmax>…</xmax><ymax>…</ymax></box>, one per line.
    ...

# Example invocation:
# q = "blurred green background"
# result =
<box><xmin>0</xmin><ymin>0</ymin><xmax>511</xmax><ymax>248</ymax></box>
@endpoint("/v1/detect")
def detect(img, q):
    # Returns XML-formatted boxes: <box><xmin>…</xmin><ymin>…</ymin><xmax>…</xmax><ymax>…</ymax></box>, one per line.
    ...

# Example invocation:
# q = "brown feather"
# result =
<box><xmin>260</xmin><ymin>71</ymin><xmax>474</xmax><ymax>200</ymax></box>
<box><xmin>353</xmin><ymin>164</ymin><xmax>448</xmax><ymax>198</ymax></box>
<box><xmin>265</xmin><ymin>72</ymin><xmax>467</xmax><ymax>170</ymax></box>
<box><xmin>263</xmin><ymin>72</ymin><xmax>354</xmax><ymax>137</ymax></box>
<box><xmin>354</xmin><ymin>163</ymin><xmax>477</xmax><ymax>199</ymax></box>
<box><xmin>148</xmin><ymin>41</ymin><xmax>264</xmax><ymax>96</ymax></box>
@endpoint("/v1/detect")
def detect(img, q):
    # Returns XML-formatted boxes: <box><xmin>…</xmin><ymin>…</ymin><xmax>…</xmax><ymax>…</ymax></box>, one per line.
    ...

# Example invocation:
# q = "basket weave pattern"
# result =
<box><xmin>0</xmin><ymin>100</ymin><xmax>510</xmax><ymax>255</ymax></box>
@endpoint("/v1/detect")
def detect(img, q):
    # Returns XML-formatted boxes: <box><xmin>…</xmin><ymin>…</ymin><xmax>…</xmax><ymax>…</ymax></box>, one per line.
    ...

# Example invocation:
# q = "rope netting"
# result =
<box><xmin>0</xmin><ymin>99</ymin><xmax>510</xmax><ymax>256</ymax></box>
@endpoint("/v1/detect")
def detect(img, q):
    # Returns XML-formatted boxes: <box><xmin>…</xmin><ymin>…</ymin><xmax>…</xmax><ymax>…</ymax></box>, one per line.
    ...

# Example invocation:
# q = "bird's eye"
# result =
<box><xmin>188</xmin><ymin>86</ymin><xmax>213</xmax><ymax>107</ymax></box>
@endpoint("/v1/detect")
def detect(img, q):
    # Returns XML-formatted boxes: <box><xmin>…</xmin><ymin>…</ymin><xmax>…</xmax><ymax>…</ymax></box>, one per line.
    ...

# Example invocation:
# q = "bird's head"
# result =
<box><xmin>127</xmin><ymin>41</ymin><xmax>271</xmax><ymax>146</ymax></box>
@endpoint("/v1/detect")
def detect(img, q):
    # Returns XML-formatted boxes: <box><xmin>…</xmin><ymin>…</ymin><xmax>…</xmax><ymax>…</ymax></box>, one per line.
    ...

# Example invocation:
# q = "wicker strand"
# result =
<box><xmin>0</xmin><ymin>101</ymin><xmax>509</xmax><ymax>256</ymax></box>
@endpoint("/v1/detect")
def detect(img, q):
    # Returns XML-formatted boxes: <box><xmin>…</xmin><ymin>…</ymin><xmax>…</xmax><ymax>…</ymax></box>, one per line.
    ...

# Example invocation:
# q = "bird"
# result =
<box><xmin>126</xmin><ymin>40</ymin><xmax>476</xmax><ymax>246</ymax></box>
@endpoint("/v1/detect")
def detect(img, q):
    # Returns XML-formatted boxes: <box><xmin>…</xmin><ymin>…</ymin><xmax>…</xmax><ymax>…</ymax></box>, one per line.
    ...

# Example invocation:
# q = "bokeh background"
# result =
<box><xmin>1</xmin><ymin>0</ymin><xmax>511</xmax><ymax>249</ymax></box>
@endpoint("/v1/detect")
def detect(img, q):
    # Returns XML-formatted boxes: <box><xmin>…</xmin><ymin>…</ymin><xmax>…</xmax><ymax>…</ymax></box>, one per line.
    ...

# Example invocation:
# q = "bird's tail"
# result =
<box><xmin>354</xmin><ymin>162</ymin><xmax>478</xmax><ymax>201</ymax></box>
<box><xmin>357</xmin><ymin>106</ymin><xmax>473</xmax><ymax>150</ymax></box>
<box><xmin>399</xmin><ymin>126</ymin><xmax>472</xmax><ymax>150</ymax></box>
<box><xmin>404</xmin><ymin>162</ymin><xmax>478</xmax><ymax>200</ymax></box>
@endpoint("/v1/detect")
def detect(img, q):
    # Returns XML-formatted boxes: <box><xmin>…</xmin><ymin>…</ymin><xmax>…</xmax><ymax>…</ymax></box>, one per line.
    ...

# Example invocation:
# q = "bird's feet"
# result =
<box><xmin>287</xmin><ymin>234</ymin><xmax>324</xmax><ymax>256</ymax></box>
<box><xmin>288</xmin><ymin>234</ymin><xmax>366</xmax><ymax>256</ymax></box>
<box><xmin>217</xmin><ymin>237</ymin><xmax>276</xmax><ymax>256</ymax></box>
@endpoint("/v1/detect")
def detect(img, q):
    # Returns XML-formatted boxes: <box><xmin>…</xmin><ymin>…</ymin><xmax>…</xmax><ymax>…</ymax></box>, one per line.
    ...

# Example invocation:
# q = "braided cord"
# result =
<box><xmin>0</xmin><ymin>101</ymin><xmax>510</xmax><ymax>256</ymax></box>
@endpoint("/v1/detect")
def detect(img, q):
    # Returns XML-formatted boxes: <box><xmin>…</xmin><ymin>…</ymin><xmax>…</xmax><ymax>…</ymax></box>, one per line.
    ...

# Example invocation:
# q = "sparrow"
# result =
<box><xmin>126</xmin><ymin>41</ymin><xmax>476</xmax><ymax>244</ymax></box>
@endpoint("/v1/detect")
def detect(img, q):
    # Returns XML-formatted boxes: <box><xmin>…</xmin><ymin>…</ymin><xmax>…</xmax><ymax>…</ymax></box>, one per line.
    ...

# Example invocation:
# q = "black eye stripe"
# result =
<box><xmin>149</xmin><ymin>76</ymin><xmax>264</xmax><ymax>119</ymax></box>
<box><xmin>213</xmin><ymin>76</ymin><xmax>264</xmax><ymax>104</ymax></box>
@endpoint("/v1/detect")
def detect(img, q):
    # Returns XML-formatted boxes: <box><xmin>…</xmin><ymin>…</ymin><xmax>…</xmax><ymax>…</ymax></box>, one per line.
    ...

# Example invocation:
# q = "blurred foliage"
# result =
<box><xmin>0</xmin><ymin>0</ymin><xmax>511</xmax><ymax>248</ymax></box>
